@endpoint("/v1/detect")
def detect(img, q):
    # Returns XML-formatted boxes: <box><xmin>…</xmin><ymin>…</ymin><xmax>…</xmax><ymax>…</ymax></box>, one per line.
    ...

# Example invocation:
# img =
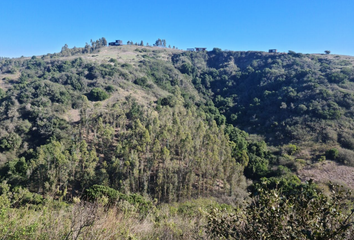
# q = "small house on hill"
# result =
<box><xmin>109</xmin><ymin>40</ymin><xmax>123</xmax><ymax>46</ymax></box>
<box><xmin>195</xmin><ymin>47</ymin><xmax>207</xmax><ymax>52</ymax></box>
<box><xmin>269</xmin><ymin>49</ymin><xmax>277</xmax><ymax>53</ymax></box>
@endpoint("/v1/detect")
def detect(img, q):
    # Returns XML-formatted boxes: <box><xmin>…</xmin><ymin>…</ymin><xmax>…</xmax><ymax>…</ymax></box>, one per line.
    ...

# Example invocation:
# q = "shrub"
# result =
<box><xmin>337</xmin><ymin>148</ymin><xmax>354</xmax><ymax>167</ymax></box>
<box><xmin>0</xmin><ymin>88</ymin><xmax>5</xmax><ymax>100</ymax></box>
<box><xmin>297</xmin><ymin>104</ymin><xmax>307</xmax><ymax>114</ymax></box>
<box><xmin>212</xmin><ymin>48</ymin><xmax>222</xmax><ymax>54</ymax></box>
<box><xmin>207</xmin><ymin>181</ymin><xmax>354</xmax><ymax>239</ymax></box>
<box><xmin>134</xmin><ymin>77</ymin><xmax>148</xmax><ymax>87</ymax></box>
<box><xmin>108</xmin><ymin>58</ymin><xmax>118</xmax><ymax>64</ymax></box>
<box><xmin>338</xmin><ymin>133</ymin><xmax>354</xmax><ymax>150</ymax></box>
<box><xmin>328</xmin><ymin>72</ymin><xmax>348</xmax><ymax>83</ymax></box>
<box><xmin>180</xmin><ymin>63</ymin><xmax>193</xmax><ymax>75</ymax></box>
<box><xmin>285</xmin><ymin>144</ymin><xmax>297</xmax><ymax>155</ymax></box>
<box><xmin>84</xmin><ymin>185</ymin><xmax>153</xmax><ymax>214</ymax></box>
<box><xmin>160</xmin><ymin>95</ymin><xmax>177</xmax><ymax>107</ymax></box>
<box><xmin>88</xmin><ymin>88</ymin><xmax>109</xmax><ymax>101</ymax></box>
<box><xmin>244</xmin><ymin>154</ymin><xmax>269</xmax><ymax>179</ymax></box>
<box><xmin>326</xmin><ymin>148</ymin><xmax>339</xmax><ymax>160</ymax></box>
<box><xmin>105</xmin><ymin>85</ymin><xmax>115</xmax><ymax>93</ymax></box>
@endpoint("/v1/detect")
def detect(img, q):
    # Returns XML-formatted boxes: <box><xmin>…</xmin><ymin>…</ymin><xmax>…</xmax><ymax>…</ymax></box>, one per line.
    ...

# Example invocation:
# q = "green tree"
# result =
<box><xmin>101</xmin><ymin>37</ymin><xmax>107</xmax><ymax>46</ymax></box>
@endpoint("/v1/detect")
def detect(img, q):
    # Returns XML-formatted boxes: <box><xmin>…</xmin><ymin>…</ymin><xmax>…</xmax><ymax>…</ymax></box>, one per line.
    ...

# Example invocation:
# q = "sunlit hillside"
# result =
<box><xmin>1</xmin><ymin>41</ymin><xmax>354</xmax><ymax>239</ymax></box>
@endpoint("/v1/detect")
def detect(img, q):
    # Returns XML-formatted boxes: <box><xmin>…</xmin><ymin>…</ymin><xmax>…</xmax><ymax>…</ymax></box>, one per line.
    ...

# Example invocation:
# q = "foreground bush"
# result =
<box><xmin>0</xmin><ymin>196</ymin><xmax>213</xmax><ymax>239</ymax></box>
<box><xmin>207</xmin><ymin>181</ymin><xmax>354</xmax><ymax>239</ymax></box>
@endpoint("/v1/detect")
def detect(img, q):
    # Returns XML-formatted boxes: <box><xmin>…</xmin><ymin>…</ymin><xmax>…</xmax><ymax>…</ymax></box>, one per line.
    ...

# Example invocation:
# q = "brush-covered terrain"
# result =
<box><xmin>1</xmin><ymin>40</ymin><xmax>354</xmax><ymax>239</ymax></box>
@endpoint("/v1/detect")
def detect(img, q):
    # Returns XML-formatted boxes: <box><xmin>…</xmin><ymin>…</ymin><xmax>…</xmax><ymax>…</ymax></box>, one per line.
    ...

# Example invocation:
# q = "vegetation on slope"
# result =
<box><xmin>172</xmin><ymin>49</ymin><xmax>354</xmax><ymax>164</ymax></box>
<box><xmin>1</xmin><ymin>41</ymin><xmax>354</xmax><ymax>239</ymax></box>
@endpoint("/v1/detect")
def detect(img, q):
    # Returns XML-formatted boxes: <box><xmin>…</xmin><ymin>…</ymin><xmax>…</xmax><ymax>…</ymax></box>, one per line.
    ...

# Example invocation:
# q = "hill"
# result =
<box><xmin>2</xmin><ymin>44</ymin><xmax>354</xmax><ymax>186</ymax></box>
<box><xmin>1</xmin><ymin>42</ymin><xmax>354</xmax><ymax>238</ymax></box>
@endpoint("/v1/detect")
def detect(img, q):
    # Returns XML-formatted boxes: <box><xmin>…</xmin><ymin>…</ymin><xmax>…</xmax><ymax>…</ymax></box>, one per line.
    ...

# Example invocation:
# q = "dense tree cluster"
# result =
<box><xmin>0</xmin><ymin>53</ymin><xmax>263</xmax><ymax>204</ymax></box>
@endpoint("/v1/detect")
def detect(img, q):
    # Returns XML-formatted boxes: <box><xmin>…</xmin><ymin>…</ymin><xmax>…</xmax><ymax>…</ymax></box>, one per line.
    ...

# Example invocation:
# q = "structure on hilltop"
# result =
<box><xmin>109</xmin><ymin>40</ymin><xmax>123</xmax><ymax>46</ymax></box>
<box><xmin>195</xmin><ymin>47</ymin><xmax>207</xmax><ymax>52</ymax></box>
<box><xmin>187</xmin><ymin>47</ymin><xmax>207</xmax><ymax>52</ymax></box>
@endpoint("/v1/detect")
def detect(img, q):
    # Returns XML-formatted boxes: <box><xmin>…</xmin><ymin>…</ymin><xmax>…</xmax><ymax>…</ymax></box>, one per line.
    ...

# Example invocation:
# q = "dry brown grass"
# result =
<box><xmin>57</xmin><ymin>45</ymin><xmax>183</xmax><ymax>65</ymax></box>
<box><xmin>298</xmin><ymin>160</ymin><xmax>354</xmax><ymax>189</ymax></box>
<box><xmin>0</xmin><ymin>200</ymin><xmax>211</xmax><ymax>240</ymax></box>
<box><xmin>0</xmin><ymin>72</ymin><xmax>21</xmax><ymax>90</ymax></box>
<box><xmin>62</xmin><ymin>109</ymin><xmax>81</xmax><ymax>122</ymax></box>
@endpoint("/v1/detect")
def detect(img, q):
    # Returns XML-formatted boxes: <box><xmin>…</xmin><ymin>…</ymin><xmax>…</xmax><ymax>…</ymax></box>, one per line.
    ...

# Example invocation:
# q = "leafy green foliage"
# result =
<box><xmin>207</xmin><ymin>181</ymin><xmax>354</xmax><ymax>239</ymax></box>
<box><xmin>172</xmin><ymin>50</ymin><xmax>354</xmax><ymax>150</ymax></box>
<box><xmin>159</xmin><ymin>95</ymin><xmax>177</xmax><ymax>107</ymax></box>
<box><xmin>85</xmin><ymin>185</ymin><xmax>153</xmax><ymax>213</ymax></box>
<box><xmin>326</xmin><ymin>148</ymin><xmax>339</xmax><ymax>160</ymax></box>
<box><xmin>134</xmin><ymin>76</ymin><xmax>148</xmax><ymax>87</ymax></box>
<box><xmin>88</xmin><ymin>88</ymin><xmax>109</xmax><ymax>101</ymax></box>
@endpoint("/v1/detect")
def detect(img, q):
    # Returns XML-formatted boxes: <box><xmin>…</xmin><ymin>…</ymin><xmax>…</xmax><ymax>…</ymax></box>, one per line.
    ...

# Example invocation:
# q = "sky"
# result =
<box><xmin>1</xmin><ymin>0</ymin><xmax>353</xmax><ymax>58</ymax></box>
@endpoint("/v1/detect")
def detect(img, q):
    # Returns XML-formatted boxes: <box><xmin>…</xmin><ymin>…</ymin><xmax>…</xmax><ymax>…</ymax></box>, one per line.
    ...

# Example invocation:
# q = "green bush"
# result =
<box><xmin>160</xmin><ymin>95</ymin><xmax>177</xmax><ymax>107</ymax></box>
<box><xmin>105</xmin><ymin>85</ymin><xmax>115</xmax><ymax>93</ymax></box>
<box><xmin>88</xmin><ymin>88</ymin><xmax>109</xmax><ymax>101</ymax></box>
<box><xmin>326</xmin><ymin>148</ymin><xmax>339</xmax><ymax>160</ymax></box>
<box><xmin>134</xmin><ymin>77</ymin><xmax>148</xmax><ymax>87</ymax></box>
<box><xmin>244</xmin><ymin>154</ymin><xmax>269</xmax><ymax>179</ymax></box>
<box><xmin>84</xmin><ymin>185</ymin><xmax>120</xmax><ymax>204</ymax></box>
<box><xmin>180</xmin><ymin>63</ymin><xmax>193</xmax><ymax>75</ymax></box>
<box><xmin>207</xmin><ymin>181</ymin><xmax>354</xmax><ymax>239</ymax></box>
<box><xmin>109</xmin><ymin>58</ymin><xmax>118</xmax><ymax>64</ymax></box>
<box><xmin>84</xmin><ymin>185</ymin><xmax>153</xmax><ymax>214</ymax></box>
<box><xmin>328</xmin><ymin>72</ymin><xmax>348</xmax><ymax>83</ymax></box>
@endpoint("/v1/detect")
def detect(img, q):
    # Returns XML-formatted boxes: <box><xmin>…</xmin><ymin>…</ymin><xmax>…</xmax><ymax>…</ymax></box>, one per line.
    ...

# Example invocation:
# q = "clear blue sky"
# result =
<box><xmin>1</xmin><ymin>0</ymin><xmax>353</xmax><ymax>58</ymax></box>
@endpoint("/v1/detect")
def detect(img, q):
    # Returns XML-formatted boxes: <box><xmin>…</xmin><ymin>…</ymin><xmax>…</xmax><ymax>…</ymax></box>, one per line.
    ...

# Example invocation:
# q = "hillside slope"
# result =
<box><xmin>1</xmin><ymin>44</ymin><xmax>354</xmax><ymax>239</ymax></box>
<box><xmin>1</xmin><ymin>45</ymin><xmax>354</xmax><ymax>196</ymax></box>
<box><xmin>0</xmin><ymin>45</ymin><xmax>257</xmax><ymax>205</ymax></box>
<box><xmin>172</xmin><ymin>50</ymin><xmax>354</xmax><ymax>163</ymax></box>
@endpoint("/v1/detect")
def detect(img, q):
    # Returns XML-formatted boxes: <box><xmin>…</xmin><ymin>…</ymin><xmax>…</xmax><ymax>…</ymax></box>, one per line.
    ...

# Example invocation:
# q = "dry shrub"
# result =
<box><xmin>338</xmin><ymin>133</ymin><xmax>354</xmax><ymax>150</ymax></box>
<box><xmin>322</xmin><ymin>128</ymin><xmax>338</xmax><ymax>143</ymax></box>
<box><xmin>337</xmin><ymin>148</ymin><xmax>354</xmax><ymax>166</ymax></box>
<box><xmin>0</xmin><ymin>198</ymin><xmax>215</xmax><ymax>240</ymax></box>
